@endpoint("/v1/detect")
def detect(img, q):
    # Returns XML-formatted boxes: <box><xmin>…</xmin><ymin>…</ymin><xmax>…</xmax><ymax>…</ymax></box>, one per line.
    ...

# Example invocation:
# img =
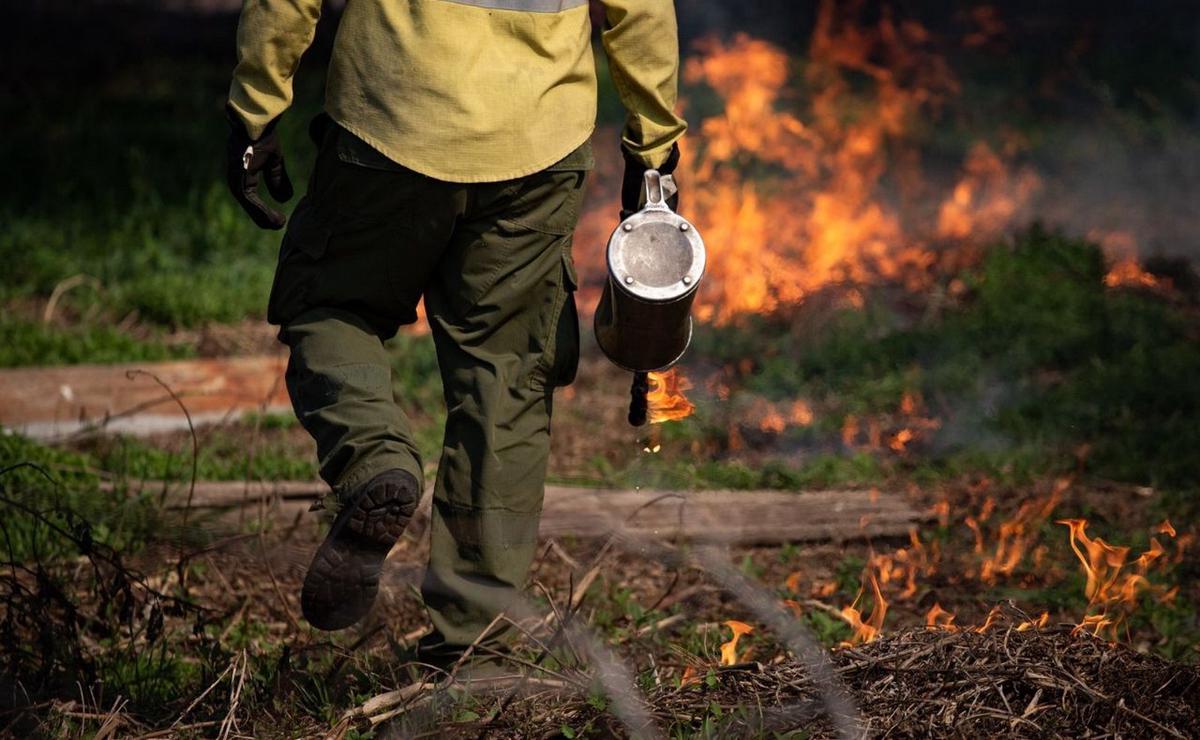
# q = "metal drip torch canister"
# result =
<box><xmin>594</xmin><ymin>170</ymin><xmax>706</xmax><ymax>425</ymax></box>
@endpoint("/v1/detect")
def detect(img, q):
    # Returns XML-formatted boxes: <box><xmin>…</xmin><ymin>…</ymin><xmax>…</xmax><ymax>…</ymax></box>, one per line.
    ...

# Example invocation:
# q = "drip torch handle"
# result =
<box><xmin>640</xmin><ymin>170</ymin><xmax>675</xmax><ymax>213</ymax></box>
<box><xmin>628</xmin><ymin>371</ymin><xmax>650</xmax><ymax>427</ymax></box>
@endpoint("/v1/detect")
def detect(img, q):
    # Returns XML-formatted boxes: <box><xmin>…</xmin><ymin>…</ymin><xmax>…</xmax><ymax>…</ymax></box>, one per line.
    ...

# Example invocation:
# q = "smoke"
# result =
<box><xmin>1032</xmin><ymin>121</ymin><xmax>1200</xmax><ymax>259</ymax></box>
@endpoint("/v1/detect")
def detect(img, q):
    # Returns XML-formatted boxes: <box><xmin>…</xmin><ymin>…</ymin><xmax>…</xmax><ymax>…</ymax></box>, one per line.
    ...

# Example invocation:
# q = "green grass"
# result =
<box><xmin>80</xmin><ymin>431</ymin><xmax>317</xmax><ymax>483</ymax></box>
<box><xmin>0</xmin><ymin>433</ymin><xmax>161</xmax><ymax>561</ymax></box>
<box><xmin>0</xmin><ymin>49</ymin><xmax>325</xmax><ymax>362</ymax></box>
<box><xmin>0</xmin><ymin>38</ymin><xmax>633</xmax><ymax>369</ymax></box>
<box><xmin>689</xmin><ymin>227</ymin><xmax>1200</xmax><ymax>490</ymax></box>
<box><xmin>0</xmin><ymin>315</ymin><xmax>192</xmax><ymax>368</ymax></box>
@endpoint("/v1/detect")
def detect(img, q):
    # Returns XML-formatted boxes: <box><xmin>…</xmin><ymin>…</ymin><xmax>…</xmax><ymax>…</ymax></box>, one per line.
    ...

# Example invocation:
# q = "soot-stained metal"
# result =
<box><xmin>593</xmin><ymin>170</ymin><xmax>706</xmax><ymax>426</ymax></box>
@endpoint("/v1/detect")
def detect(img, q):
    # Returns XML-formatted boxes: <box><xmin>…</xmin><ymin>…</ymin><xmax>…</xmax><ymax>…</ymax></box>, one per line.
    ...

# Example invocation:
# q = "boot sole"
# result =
<box><xmin>301</xmin><ymin>472</ymin><xmax>419</xmax><ymax>631</ymax></box>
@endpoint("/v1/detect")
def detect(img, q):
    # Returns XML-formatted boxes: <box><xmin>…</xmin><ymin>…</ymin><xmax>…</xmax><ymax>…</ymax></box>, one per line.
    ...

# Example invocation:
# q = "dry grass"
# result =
<box><xmin>364</xmin><ymin>617</ymin><xmax>1199</xmax><ymax>738</ymax></box>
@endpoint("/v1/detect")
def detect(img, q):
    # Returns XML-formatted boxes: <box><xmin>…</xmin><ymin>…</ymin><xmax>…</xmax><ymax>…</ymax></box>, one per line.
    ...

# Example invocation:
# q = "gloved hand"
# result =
<box><xmin>620</xmin><ymin>143</ymin><xmax>680</xmax><ymax>220</ymax></box>
<box><xmin>225</xmin><ymin>105</ymin><xmax>294</xmax><ymax>230</ymax></box>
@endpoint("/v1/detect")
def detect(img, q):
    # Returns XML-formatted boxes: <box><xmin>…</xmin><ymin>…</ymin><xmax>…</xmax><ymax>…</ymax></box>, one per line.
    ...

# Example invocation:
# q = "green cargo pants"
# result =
<box><xmin>268</xmin><ymin>125</ymin><xmax>590</xmax><ymax>649</ymax></box>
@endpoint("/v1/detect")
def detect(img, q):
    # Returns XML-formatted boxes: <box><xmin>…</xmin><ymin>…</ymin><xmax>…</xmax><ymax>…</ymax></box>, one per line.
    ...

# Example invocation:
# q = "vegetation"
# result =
<box><xmin>2</xmin><ymin>3</ymin><xmax>1197</xmax><ymax>735</ymax></box>
<box><xmin>674</xmin><ymin>229</ymin><xmax>1200</xmax><ymax>494</ymax></box>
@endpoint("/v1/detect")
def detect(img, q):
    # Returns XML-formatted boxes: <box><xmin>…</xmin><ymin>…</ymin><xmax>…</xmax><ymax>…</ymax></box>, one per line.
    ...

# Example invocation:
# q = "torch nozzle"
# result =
<box><xmin>628</xmin><ymin>371</ymin><xmax>650</xmax><ymax>427</ymax></box>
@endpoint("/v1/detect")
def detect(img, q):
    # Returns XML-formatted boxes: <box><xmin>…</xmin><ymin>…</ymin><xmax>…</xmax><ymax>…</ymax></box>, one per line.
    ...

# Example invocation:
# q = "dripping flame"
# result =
<box><xmin>646</xmin><ymin>368</ymin><xmax>695</xmax><ymax>423</ymax></box>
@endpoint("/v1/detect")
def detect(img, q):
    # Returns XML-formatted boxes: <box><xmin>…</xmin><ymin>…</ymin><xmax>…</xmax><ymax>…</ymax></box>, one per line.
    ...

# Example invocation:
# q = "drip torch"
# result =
<box><xmin>593</xmin><ymin>170</ymin><xmax>706</xmax><ymax>426</ymax></box>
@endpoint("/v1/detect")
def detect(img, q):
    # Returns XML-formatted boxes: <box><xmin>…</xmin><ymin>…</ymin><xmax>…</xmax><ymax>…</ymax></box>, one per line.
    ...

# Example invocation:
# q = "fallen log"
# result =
<box><xmin>0</xmin><ymin>355</ymin><xmax>290</xmax><ymax>440</ymax></box>
<box><xmin>118</xmin><ymin>479</ymin><xmax>929</xmax><ymax>544</ymax></box>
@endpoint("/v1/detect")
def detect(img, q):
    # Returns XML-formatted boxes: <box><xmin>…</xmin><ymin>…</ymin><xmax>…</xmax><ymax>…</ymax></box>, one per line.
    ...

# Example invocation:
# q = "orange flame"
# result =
<box><xmin>719</xmin><ymin>620</ymin><xmax>754</xmax><ymax>666</ymax></box>
<box><xmin>978</xmin><ymin>485</ymin><xmax>1064</xmax><ymax>583</ymax></box>
<box><xmin>813</xmin><ymin>580</ymin><xmax>838</xmax><ymax>598</ymax></box>
<box><xmin>789</xmin><ymin>400</ymin><xmax>815</xmax><ymax>426</ymax></box>
<box><xmin>839</xmin><ymin>570</ymin><xmax>888</xmax><ymax>645</ymax></box>
<box><xmin>1015</xmin><ymin>611</ymin><xmax>1050</xmax><ymax>632</ymax></box>
<box><xmin>667</xmin><ymin>2</ymin><xmax>1041</xmax><ymax>327</ymax></box>
<box><xmin>679</xmin><ymin>665</ymin><xmax>700</xmax><ymax>687</ymax></box>
<box><xmin>1104</xmin><ymin>258</ymin><xmax>1159</xmax><ymax>289</ymax></box>
<box><xmin>1057</xmin><ymin>518</ymin><xmax>1174</xmax><ymax>640</ymax></box>
<box><xmin>1084</xmin><ymin>229</ymin><xmax>1172</xmax><ymax>291</ymax></box>
<box><xmin>888</xmin><ymin>428</ymin><xmax>916</xmax><ymax>452</ymax></box>
<box><xmin>932</xmin><ymin>500</ymin><xmax>950</xmax><ymax>527</ymax></box>
<box><xmin>646</xmin><ymin>368</ymin><xmax>695</xmax><ymax>423</ymax></box>
<box><xmin>973</xmin><ymin>605</ymin><xmax>1003</xmax><ymax>633</ymax></box>
<box><xmin>841</xmin><ymin>414</ymin><xmax>860</xmax><ymax>447</ymax></box>
<box><xmin>925</xmin><ymin>603</ymin><xmax>957</xmax><ymax>630</ymax></box>
<box><xmin>785</xmin><ymin>571</ymin><xmax>804</xmax><ymax>594</ymax></box>
<box><xmin>782</xmin><ymin>598</ymin><xmax>805</xmax><ymax>618</ymax></box>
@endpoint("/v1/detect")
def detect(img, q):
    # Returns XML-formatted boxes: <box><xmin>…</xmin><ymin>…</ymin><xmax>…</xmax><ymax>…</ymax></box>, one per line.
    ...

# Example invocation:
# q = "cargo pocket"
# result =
<box><xmin>536</xmin><ymin>248</ymin><xmax>581</xmax><ymax>390</ymax></box>
<box><xmin>266</xmin><ymin>199</ymin><xmax>332</xmax><ymax>327</ymax></box>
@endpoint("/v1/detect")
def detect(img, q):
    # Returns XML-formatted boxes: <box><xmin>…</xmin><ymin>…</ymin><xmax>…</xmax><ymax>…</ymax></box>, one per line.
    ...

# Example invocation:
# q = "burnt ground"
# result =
<box><xmin>10</xmin><ymin>467</ymin><xmax>1194</xmax><ymax>737</ymax></box>
<box><xmin>12</xmin><ymin>338</ymin><xmax>1191</xmax><ymax>736</ymax></box>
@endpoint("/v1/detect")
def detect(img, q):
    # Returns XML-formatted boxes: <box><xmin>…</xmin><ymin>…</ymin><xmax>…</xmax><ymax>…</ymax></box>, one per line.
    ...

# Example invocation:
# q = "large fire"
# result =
<box><xmin>629</xmin><ymin>2</ymin><xmax>1052</xmax><ymax>431</ymax></box>
<box><xmin>673</xmin><ymin>2</ymin><xmax>1042</xmax><ymax>325</ymax></box>
<box><xmin>626</xmin><ymin>4</ymin><xmax>1188</xmax><ymax>679</ymax></box>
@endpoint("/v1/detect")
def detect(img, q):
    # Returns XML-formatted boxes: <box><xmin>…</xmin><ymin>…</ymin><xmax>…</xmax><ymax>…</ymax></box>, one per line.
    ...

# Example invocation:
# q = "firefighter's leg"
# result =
<box><xmin>280</xmin><ymin>309</ymin><xmax>425</xmax><ymax>498</ymax></box>
<box><xmin>266</xmin><ymin>125</ymin><xmax>463</xmax><ymax>628</ymax></box>
<box><xmin>269</xmin><ymin>126</ymin><xmax>459</xmax><ymax>499</ymax></box>
<box><xmin>418</xmin><ymin>158</ymin><xmax>588</xmax><ymax>655</ymax></box>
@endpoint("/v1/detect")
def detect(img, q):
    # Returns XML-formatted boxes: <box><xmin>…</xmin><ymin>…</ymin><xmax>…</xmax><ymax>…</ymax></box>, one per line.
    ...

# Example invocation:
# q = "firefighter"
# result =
<box><xmin>225</xmin><ymin>0</ymin><xmax>686</xmax><ymax>666</ymax></box>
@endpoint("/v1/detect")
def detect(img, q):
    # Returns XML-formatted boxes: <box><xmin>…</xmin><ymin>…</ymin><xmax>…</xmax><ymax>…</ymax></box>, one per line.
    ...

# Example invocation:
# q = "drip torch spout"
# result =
<box><xmin>628</xmin><ymin>371</ymin><xmax>650</xmax><ymax>427</ymax></box>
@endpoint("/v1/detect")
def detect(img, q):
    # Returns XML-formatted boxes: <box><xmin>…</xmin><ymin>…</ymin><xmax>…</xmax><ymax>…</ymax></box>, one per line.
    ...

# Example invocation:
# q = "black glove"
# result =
<box><xmin>225</xmin><ymin>105</ymin><xmax>294</xmax><ymax>230</ymax></box>
<box><xmin>620</xmin><ymin>143</ymin><xmax>680</xmax><ymax>220</ymax></box>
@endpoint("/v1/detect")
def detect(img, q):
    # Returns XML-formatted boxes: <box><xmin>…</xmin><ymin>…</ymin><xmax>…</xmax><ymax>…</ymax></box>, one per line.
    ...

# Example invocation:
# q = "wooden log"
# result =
<box><xmin>0</xmin><ymin>356</ymin><xmax>290</xmax><ymax>440</ymax></box>
<box><xmin>122</xmin><ymin>480</ymin><xmax>929</xmax><ymax>545</ymax></box>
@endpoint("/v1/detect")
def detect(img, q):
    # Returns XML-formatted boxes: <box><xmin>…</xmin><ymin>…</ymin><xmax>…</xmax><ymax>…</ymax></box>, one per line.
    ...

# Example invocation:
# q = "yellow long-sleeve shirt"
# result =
<box><xmin>228</xmin><ymin>0</ymin><xmax>687</xmax><ymax>183</ymax></box>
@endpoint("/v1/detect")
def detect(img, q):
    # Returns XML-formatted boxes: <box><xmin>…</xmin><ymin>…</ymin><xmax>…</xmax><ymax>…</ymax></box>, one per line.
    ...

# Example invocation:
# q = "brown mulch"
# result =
<box><xmin>388</xmin><ymin>623</ymin><xmax>1199</xmax><ymax>739</ymax></box>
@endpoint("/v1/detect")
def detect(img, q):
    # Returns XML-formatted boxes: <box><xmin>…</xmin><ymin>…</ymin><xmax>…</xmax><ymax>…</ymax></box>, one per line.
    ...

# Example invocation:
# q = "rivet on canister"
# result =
<box><xmin>624</xmin><ymin>276</ymin><xmax>634</xmax><ymax>285</ymax></box>
<box><xmin>623</xmin><ymin>223</ymin><xmax>633</xmax><ymax>231</ymax></box>
<box><xmin>682</xmin><ymin>276</ymin><xmax>692</xmax><ymax>285</ymax></box>
<box><xmin>680</xmin><ymin>223</ymin><xmax>690</xmax><ymax>231</ymax></box>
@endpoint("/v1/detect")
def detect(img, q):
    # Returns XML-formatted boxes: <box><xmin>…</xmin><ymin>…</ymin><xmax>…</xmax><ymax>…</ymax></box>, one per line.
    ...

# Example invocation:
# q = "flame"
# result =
<box><xmin>757</xmin><ymin>401</ymin><xmax>787</xmax><ymax>433</ymax></box>
<box><xmin>888</xmin><ymin>428</ymin><xmax>916</xmax><ymax>452</ymax></box>
<box><xmin>936</xmin><ymin>141</ymin><xmax>1040</xmax><ymax>243</ymax></box>
<box><xmin>782</xmin><ymin>599</ymin><xmax>804</xmax><ymax>618</ymax></box>
<box><xmin>646</xmin><ymin>368</ymin><xmax>695</xmax><ymax>423</ymax></box>
<box><xmin>789</xmin><ymin>400</ymin><xmax>815</xmax><ymax>426</ymax></box>
<box><xmin>785</xmin><ymin>571</ymin><xmax>804</xmax><ymax>594</ymax></box>
<box><xmin>1057</xmin><ymin>518</ymin><xmax>1174</xmax><ymax>640</ymax></box>
<box><xmin>1090</xmin><ymin>230</ymin><xmax>1167</xmax><ymax>290</ymax></box>
<box><xmin>839</xmin><ymin>570</ymin><xmax>888</xmax><ymax>646</ymax></box>
<box><xmin>781</xmin><ymin>481</ymin><xmax>1183</xmax><ymax>642</ymax></box>
<box><xmin>719</xmin><ymin>620</ymin><xmax>754</xmax><ymax>665</ymax></box>
<box><xmin>1104</xmin><ymin>258</ymin><xmax>1159</xmax><ymax>289</ymax></box>
<box><xmin>813</xmin><ymin>580</ymin><xmax>838</xmax><ymax>598</ymax></box>
<box><xmin>841</xmin><ymin>414</ymin><xmax>860</xmax><ymax>447</ymax></box>
<box><xmin>925</xmin><ymin>603</ymin><xmax>957</xmax><ymax>630</ymax></box>
<box><xmin>932</xmin><ymin>499</ymin><xmax>950</xmax><ymax>527</ymax></box>
<box><xmin>1015</xmin><ymin>611</ymin><xmax>1050</xmax><ymax>632</ymax></box>
<box><xmin>679</xmin><ymin>665</ymin><xmax>700</xmax><ymax>687</ymax></box>
<box><xmin>973</xmin><ymin>605</ymin><xmax>1003</xmax><ymax>633</ymax></box>
<box><xmin>1175</xmin><ymin>533</ymin><xmax>1195</xmax><ymax>564</ymax></box>
<box><xmin>978</xmin><ymin>485</ymin><xmax>1064</xmax><ymax>583</ymax></box>
<box><xmin>661</xmin><ymin>2</ymin><xmax>1042</xmax><ymax>327</ymax></box>
<box><xmin>963</xmin><ymin>5</ymin><xmax>1007</xmax><ymax>49</ymax></box>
